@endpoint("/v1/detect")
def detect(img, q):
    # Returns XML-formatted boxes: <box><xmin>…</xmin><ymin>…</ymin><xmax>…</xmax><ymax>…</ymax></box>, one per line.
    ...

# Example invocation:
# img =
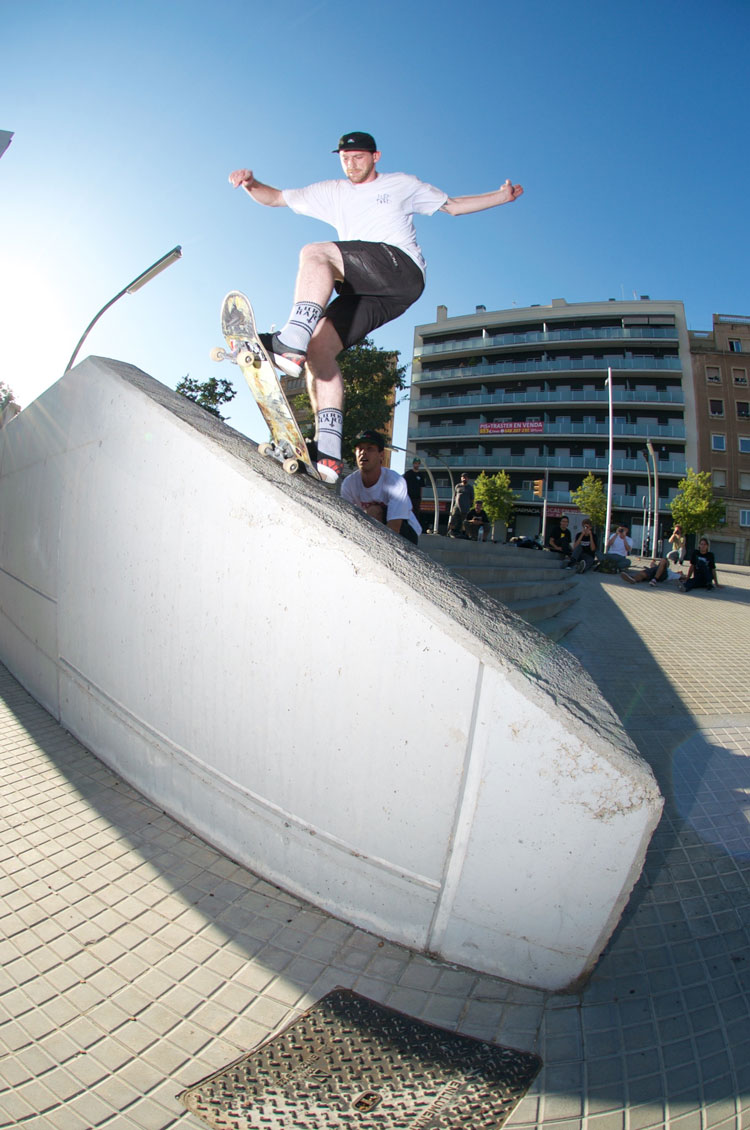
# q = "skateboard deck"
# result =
<box><xmin>212</xmin><ymin>291</ymin><xmax>320</xmax><ymax>479</ymax></box>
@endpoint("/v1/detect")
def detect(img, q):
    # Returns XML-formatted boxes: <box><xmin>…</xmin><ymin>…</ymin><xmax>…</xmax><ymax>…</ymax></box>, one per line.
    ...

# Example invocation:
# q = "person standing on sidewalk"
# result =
<box><xmin>403</xmin><ymin>458</ymin><xmax>426</xmax><ymax>527</ymax></box>
<box><xmin>229</xmin><ymin>132</ymin><xmax>523</xmax><ymax>483</ymax></box>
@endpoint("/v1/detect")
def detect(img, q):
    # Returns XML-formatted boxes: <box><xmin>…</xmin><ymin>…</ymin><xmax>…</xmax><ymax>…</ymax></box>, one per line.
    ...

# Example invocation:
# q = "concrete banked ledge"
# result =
<box><xmin>0</xmin><ymin>358</ymin><xmax>663</xmax><ymax>991</ymax></box>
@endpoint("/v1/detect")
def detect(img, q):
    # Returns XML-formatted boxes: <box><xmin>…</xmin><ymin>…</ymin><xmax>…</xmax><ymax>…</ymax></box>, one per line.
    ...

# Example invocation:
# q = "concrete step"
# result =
<box><xmin>505</xmin><ymin>593</ymin><xmax>579</xmax><ymax>623</ymax></box>
<box><xmin>450</xmin><ymin>563</ymin><xmax>571</xmax><ymax>585</ymax></box>
<box><xmin>420</xmin><ymin>538</ymin><xmax>563</xmax><ymax>572</ymax></box>
<box><xmin>481</xmin><ymin>579</ymin><xmax>578</xmax><ymax>604</ymax></box>
<box><xmin>529</xmin><ymin>616</ymin><xmax>578</xmax><ymax>644</ymax></box>
<box><xmin>419</xmin><ymin>535</ymin><xmax>580</xmax><ymax>641</ymax></box>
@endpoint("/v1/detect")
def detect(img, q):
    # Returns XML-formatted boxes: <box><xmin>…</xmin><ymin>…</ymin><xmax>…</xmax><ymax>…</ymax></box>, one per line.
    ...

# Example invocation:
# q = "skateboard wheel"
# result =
<box><xmin>240</xmin><ymin>351</ymin><xmax>254</xmax><ymax>366</ymax></box>
<box><xmin>210</xmin><ymin>347</ymin><xmax>226</xmax><ymax>362</ymax></box>
<box><xmin>283</xmin><ymin>458</ymin><xmax>300</xmax><ymax>475</ymax></box>
<box><xmin>258</xmin><ymin>442</ymin><xmax>274</xmax><ymax>458</ymax></box>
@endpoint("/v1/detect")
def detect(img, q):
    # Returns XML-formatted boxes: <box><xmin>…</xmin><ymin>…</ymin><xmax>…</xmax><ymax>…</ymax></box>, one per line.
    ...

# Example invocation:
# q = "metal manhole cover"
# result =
<box><xmin>177</xmin><ymin>987</ymin><xmax>542</xmax><ymax>1128</ymax></box>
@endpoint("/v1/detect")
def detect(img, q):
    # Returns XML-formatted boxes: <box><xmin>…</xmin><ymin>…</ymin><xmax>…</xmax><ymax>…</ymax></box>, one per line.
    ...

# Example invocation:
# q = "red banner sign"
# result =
<box><xmin>479</xmin><ymin>421</ymin><xmax>544</xmax><ymax>435</ymax></box>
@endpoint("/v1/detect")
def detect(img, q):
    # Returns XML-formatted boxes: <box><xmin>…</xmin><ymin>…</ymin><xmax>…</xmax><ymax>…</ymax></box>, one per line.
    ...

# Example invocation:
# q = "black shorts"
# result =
<box><xmin>324</xmin><ymin>241</ymin><xmax>425</xmax><ymax>350</ymax></box>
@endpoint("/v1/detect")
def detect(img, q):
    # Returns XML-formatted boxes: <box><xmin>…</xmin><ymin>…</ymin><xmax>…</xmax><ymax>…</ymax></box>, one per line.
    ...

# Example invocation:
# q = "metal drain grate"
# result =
<box><xmin>178</xmin><ymin>987</ymin><xmax>542</xmax><ymax>1129</ymax></box>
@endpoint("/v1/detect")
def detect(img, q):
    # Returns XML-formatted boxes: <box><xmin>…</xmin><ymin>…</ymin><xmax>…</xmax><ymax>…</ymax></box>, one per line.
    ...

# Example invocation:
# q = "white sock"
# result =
<box><xmin>316</xmin><ymin>408</ymin><xmax>343</xmax><ymax>462</ymax></box>
<box><xmin>278</xmin><ymin>301</ymin><xmax>323</xmax><ymax>353</ymax></box>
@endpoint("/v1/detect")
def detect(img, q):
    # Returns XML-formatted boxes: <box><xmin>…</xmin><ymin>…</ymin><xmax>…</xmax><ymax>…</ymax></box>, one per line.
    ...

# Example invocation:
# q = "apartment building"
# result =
<box><xmin>408</xmin><ymin>298</ymin><xmax>697</xmax><ymax>544</ymax></box>
<box><xmin>689</xmin><ymin>314</ymin><xmax>750</xmax><ymax>564</ymax></box>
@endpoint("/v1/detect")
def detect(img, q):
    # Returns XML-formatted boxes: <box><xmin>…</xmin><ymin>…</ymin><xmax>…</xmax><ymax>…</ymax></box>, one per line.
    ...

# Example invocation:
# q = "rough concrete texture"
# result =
<box><xmin>0</xmin><ymin>356</ymin><xmax>663</xmax><ymax>990</ymax></box>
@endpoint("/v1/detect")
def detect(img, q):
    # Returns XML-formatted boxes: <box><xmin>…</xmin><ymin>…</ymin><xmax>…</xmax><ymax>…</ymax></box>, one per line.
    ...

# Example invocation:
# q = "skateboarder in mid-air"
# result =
<box><xmin>229</xmin><ymin>131</ymin><xmax>523</xmax><ymax>484</ymax></box>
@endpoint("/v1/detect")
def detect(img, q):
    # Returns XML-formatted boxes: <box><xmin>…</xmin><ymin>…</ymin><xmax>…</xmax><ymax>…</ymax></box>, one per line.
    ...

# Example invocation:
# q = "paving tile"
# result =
<box><xmin>1</xmin><ymin>568</ymin><xmax>749</xmax><ymax>1127</ymax></box>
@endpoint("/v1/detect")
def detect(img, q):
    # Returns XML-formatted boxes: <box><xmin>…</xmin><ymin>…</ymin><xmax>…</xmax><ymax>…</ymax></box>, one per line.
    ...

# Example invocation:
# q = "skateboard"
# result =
<box><xmin>211</xmin><ymin>291</ymin><xmax>320</xmax><ymax>479</ymax></box>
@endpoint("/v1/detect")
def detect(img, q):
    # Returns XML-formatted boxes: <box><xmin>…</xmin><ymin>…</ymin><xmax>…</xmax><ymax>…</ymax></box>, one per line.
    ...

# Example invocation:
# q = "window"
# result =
<box><xmin>729</xmin><ymin>340</ymin><xmax>743</xmax><ymax>353</ymax></box>
<box><xmin>733</xmin><ymin>369</ymin><xmax>748</xmax><ymax>386</ymax></box>
<box><xmin>709</xmin><ymin>399</ymin><xmax>724</xmax><ymax>417</ymax></box>
<box><xmin>740</xmin><ymin>473</ymin><xmax>750</xmax><ymax>491</ymax></box>
<box><xmin>740</xmin><ymin>510</ymin><xmax>750</xmax><ymax>527</ymax></box>
<box><xmin>712</xmin><ymin>434</ymin><xmax>726</xmax><ymax>451</ymax></box>
<box><xmin>712</xmin><ymin>470</ymin><xmax>726</xmax><ymax>487</ymax></box>
<box><xmin>738</xmin><ymin>402</ymin><xmax>750</xmax><ymax>419</ymax></box>
<box><xmin>706</xmin><ymin>366</ymin><xmax>721</xmax><ymax>383</ymax></box>
<box><xmin>740</xmin><ymin>437</ymin><xmax>750</xmax><ymax>454</ymax></box>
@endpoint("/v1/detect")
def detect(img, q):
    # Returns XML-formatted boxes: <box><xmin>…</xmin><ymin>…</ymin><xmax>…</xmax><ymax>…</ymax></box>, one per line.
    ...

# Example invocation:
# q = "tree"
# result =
<box><xmin>570</xmin><ymin>473</ymin><xmax>607</xmax><ymax>531</ymax></box>
<box><xmin>669</xmin><ymin>468</ymin><xmax>726</xmax><ymax>535</ymax></box>
<box><xmin>176</xmin><ymin>375</ymin><xmax>237</xmax><ymax>421</ymax></box>
<box><xmin>0</xmin><ymin>381</ymin><xmax>20</xmax><ymax>427</ymax></box>
<box><xmin>290</xmin><ymin>339</ymin><xmax>407</xmax><ymax>464</ymax></box>
<box><xmin>473</xmin><ymin>470</ymin><xmax>517</xmax><ymax>538</ymax></box>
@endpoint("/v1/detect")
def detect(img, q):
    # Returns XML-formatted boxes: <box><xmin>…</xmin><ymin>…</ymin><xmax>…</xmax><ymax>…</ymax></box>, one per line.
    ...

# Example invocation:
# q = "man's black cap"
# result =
<box><xmin>333</xmin><ymin>131</ymin><xmax>377</xmax><ymax>153</ymax></box>
<box><xmin>354</xmin><ymin>429</ymin><xmax>385</xmax><ymax>451</ymax></box>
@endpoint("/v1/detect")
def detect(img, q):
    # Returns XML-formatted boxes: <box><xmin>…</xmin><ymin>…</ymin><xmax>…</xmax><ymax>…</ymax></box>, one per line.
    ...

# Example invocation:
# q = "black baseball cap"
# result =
<box><xmin>333</xmin><ymin>131</ymin><xmax>377</xmax><ymax>153</ymax></box>
<box><xmin>354</xmin><ymin>429</ymin><xmax>385</xmax><ymax>451</ymax></box>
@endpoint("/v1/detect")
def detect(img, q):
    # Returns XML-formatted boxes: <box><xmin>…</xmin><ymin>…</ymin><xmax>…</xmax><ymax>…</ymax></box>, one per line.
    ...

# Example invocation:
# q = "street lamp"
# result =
<box><xmin>646</xmin><ymin>439</ymin><xmax>659</xmax><ymax>557</ymax></box>
<box><xmin>641</xmin><ymin>448</ymin><xmax>652</xmax><ymax>555</ymax></box>
<box><xmin>386</xmin><ymin>443</ymin><xmax>441</xmax><ymax>534</ymax></box>
<box><xmin>64</xmin><ymin>245</ymin><xmax>183</xmax><ymax>373</ymax></box>
<box><xmin>604</xmin><ymin>367</ymin><xmax>614</xmax><ymax>544</ymax></box>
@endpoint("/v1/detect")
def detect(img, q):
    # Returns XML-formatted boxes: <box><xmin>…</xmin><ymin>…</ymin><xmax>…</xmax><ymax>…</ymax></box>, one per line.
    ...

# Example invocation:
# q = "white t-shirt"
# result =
<box><xmin>341</xmin><ymin>466</ymin><xmax>422</xmax><ymax>536</ymax></box>
<box><xmin>282</xmin><ymin>172</ymin><xmax>448</xmax><ymax>274</ymax></box>
<box><xmin>608</xmin><ymin>533</ymin><xmax>633</xmax><ymax>556</ymax></box>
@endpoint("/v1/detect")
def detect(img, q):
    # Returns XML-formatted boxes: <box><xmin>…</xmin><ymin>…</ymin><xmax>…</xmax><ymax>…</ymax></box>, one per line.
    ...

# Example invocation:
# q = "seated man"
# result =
<box><xmin>600</xmin><ymin>525</ymin><xmax>633</xmax><ymax>572</ymax></box>
<box><xmin>340</xmin><ymin>430</ymin><xmax>421</xmax><ymax>545</ymax></box>
<box><xmin>464</xmin><ymin>500</ymin><xmax>491</xmax><ymax>541</ymax></box>
<box><xmin>681</xmin><ymin>537</ymin><xmax>721</xmax><ymax>592</ymax></box>
<box><xmin>547</xmin><ymin>515</ymin><xmax>572</xmax><ymax>559</ymax></box>
<box><xmin>565</xmin><ymin>519</ymin><xmax>598</xmax><ymax>573</ymax></box>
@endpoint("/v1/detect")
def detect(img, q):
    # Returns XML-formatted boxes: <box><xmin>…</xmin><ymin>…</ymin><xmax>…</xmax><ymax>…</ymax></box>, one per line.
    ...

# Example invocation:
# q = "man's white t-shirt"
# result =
<box><xmin>282</xmin><ymin>172</ymin><xmax>448</xmax><ymax>275</ymax></box>
<box><xmin>608</xmin><ymin>533</ymin><xmax>633</xmax><ymax>556</ymax></box>
<box><xmin>340</xmin><ymin>466</ymin><xmax>422</xmax><ymax>536</ymax></box>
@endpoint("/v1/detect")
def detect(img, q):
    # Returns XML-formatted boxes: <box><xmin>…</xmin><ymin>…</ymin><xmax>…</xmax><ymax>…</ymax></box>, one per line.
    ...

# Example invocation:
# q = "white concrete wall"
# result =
<box><xmin>0</xmin><ymin>357</ymin><xmax>663</xmax><ymax>991</ymax></box>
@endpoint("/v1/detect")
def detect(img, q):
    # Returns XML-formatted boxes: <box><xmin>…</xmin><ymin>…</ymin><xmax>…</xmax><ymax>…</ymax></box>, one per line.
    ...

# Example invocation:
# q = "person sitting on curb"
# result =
<box><xmin>680</xmin><ymin>537</ymin><xmax>721</xmax><ymax>592</ymax></box>
<box><xmin>340</xmin><ymin>430</ymin><xmax>421</xmax><ymax>545</ymax></box>
<box><xmin>564</xmin><ymin>519</ymin><xmax>598</xmax><ymax>573</ymax></box>
<box><xmin>464</xmin><ymin>500</ymin><xmax>491</xmax><ymax>542</ymax></box>
<box><xmin>621</xmin><ymin>557</ymin><xmax>683</xmax><ymax>586</ymax></box>
<box><xmin>548</xmin><ymin>515</ymin><xmax>572</xmax><ymax>561</ymax></box>
<box><xmin>599</xmin><ymin>524</ymin><xmax>633</xmax><ymax>572</ymax></box>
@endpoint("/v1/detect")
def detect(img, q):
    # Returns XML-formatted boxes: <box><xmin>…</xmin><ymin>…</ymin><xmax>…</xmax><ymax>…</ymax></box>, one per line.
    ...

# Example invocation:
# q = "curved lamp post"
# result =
<box><xmin>646</xmin><ymin>438</ymin><xmax>659</xmax><ymax>557</ymax></box>
<box><xmin>641</xmin><ymin>448</ymin><xmax>652</xmax><ymax>555</ymax></box>
<box><xmin>386</xmin><ymin>442</ymin><xmax>442</xmax><ymax>534</ymax></box>
<box><xmin>65</xmin><ymin>245</ymin><xmax>182</xmax><ymax>373</ymax></box>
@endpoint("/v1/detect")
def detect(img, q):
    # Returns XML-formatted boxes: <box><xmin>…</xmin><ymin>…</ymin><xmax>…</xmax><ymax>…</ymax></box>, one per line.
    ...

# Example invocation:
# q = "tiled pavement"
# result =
<box><xmin>1</xmin><ymin>562</ymin><xmax>749</xmax><ymax>1129</ymax></box>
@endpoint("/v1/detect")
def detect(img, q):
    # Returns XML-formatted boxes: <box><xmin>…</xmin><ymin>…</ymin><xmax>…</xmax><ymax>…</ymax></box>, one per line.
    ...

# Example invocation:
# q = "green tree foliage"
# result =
<box><xmin>570</xmin><ymin>473</ymin><xmax>607</xmax><ymax>531</ymax></box>
<box><xmin>176</xmin><ymin>375</ymin><xmax>237</xmax><ymax>421</ymax></box>
<box><xmin>473</xmin><ymin>470</ymin><xmax>517</xmax><ymax>532</ymax></box>
<box><xmin>0</xmin><ymin>381</ymin><xmax>20</xmax><ymax>426</ymax></box>
<box><xmin>291</xmin><ymin>339</ymin><xmax>407</xmax><ymax>464</ymax></box>
<box><xmin>669</xmin><ymin>468</ymin><xmax>726</xmax><ymax>535</ymax></box>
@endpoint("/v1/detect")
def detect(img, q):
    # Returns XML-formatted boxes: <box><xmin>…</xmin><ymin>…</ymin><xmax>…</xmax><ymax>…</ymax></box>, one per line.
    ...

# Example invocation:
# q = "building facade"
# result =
<box><xmin>689</xmin><ymin>314</ymin><xmax>750</xmax><ymax>564</ymax></box>
<box><xmin>408</xmin><ymin>298</ymin><xmax>697</xmax><ymax>546</ymax></box>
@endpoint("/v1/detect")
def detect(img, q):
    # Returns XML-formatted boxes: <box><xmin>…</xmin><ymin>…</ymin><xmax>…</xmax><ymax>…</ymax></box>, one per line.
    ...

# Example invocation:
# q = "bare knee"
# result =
<box><xmin>299</xmin><ymin>241</ymin><xmax>343</xmax><ymax>273</ymax></box>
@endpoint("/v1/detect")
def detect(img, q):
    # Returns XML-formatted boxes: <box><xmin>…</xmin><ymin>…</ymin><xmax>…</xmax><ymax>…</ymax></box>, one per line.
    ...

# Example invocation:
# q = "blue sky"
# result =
<box><xmin>2</xmin><ymin>0</ymin><xmax>748</xmax><ymax>465</ymax></box>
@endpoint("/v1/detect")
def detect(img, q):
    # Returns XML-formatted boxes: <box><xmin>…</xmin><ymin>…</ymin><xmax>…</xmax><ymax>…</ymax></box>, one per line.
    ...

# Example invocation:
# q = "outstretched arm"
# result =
<box><xmin>441</xmin><ymin>178</ymin><xmax>523</xmax><ymax>216</ymax></box>
<box><xmin>228</xmin><ymin>169</ymin><xmax>286</xmax><ymax>207</ymax></box>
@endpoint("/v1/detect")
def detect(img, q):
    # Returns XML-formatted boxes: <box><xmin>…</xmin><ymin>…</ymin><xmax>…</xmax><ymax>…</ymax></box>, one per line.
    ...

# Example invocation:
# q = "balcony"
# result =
<box><xmin>428</xmin><ymin>486</ymin><xmax>675</xmax><ymax>510</ymax></box>
<box><xmin>410</xmin><ymin>420</ymin><xmax>686</xmax><ymax>440</ymax></box>
<box><xmin>416</xmin><ymin>356</ymin><xmax>683</xmax><ymax>383</ymax></box>
<box><xmin>420</xmin><ymin>453</ymin><xmax>686</xmax><ymax>475</ymax></box>
<box><xmin>416</xmin><ymin>325</ymin><xmax>678</xmax><ymax>358</ymax></box>
<box><xmin>413</xmin><ymin>386</ymin><xmax>685</xmax><ymax>409</ymax></box>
